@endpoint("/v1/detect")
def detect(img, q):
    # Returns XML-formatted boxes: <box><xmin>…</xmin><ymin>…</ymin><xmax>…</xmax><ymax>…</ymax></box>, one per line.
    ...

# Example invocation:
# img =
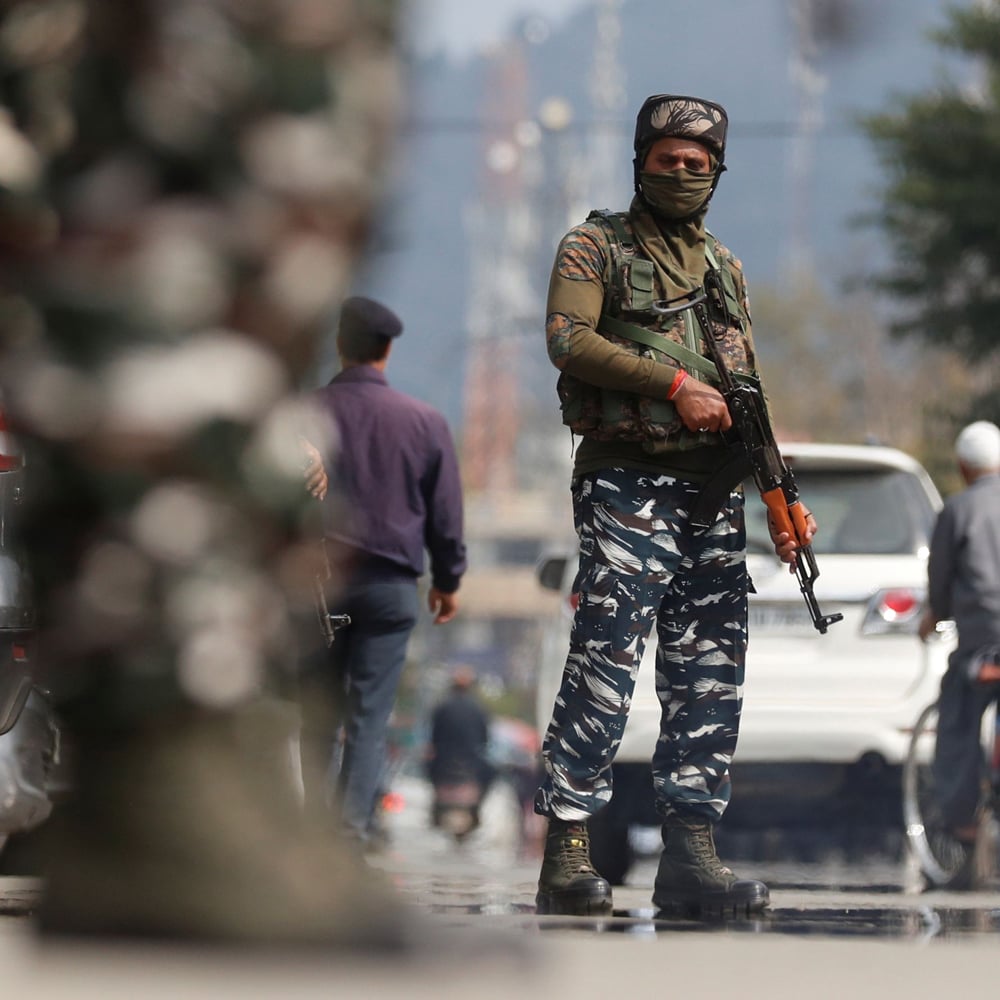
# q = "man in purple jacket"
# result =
<box><xmin>304</xmin><ymin>296</ymin><xmax>467</xmax><ymax>844</ymax></box>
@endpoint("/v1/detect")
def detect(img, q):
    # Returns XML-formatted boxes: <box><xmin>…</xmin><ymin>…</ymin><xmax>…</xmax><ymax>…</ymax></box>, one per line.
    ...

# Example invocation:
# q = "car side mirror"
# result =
<box><xmin>535</xmin><ymin>554</ymin><xmax>569</xmax><ymax>592</ymax></box>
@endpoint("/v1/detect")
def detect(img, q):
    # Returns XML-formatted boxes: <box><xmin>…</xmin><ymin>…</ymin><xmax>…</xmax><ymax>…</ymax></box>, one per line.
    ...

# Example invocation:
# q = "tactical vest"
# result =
<box><xmin>557</xmin><ymin>209</ymin><xmax>756</xmax><ymax>449</ymax></box>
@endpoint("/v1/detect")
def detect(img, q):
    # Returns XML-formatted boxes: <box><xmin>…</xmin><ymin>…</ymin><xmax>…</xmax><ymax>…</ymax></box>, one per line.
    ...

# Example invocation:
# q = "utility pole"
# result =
<box><xmin>586</xmin><ymin>0</ymin><xmax>628</xmax><ymax>209</ymax></box>
<box><xmin>784</xmin><ymin>0</ymin><xmax>826</xmax><ymax>285</ymax></box>
<box><xmin>784</xmin><ymin>0</ymin><xmax>866</xmax><ymax>285</ymax></box>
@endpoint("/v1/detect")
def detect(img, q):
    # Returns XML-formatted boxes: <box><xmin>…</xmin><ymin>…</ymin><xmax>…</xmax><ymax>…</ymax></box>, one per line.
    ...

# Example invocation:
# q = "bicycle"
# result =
<box><xmin>903</xmin><ymin>692</ymin><xmax>1000</xmax><ymax>889</ymax></box>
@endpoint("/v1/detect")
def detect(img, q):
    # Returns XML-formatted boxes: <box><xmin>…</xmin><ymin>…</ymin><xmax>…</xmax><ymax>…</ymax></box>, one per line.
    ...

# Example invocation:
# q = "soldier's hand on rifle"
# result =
<box><xmin>767</xmin><ymin>507</ymin><xmax>817</xmax><ymax>571</ymax></box>
<box><xmin>671</xmin><ymin>377</ymin><xmax>733</xmax><ymax>434</ymax></box>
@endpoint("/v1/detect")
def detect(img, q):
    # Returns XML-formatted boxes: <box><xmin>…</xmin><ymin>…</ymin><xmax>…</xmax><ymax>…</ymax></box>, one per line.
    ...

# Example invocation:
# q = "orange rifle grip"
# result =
<box><xmin>761</xmin><ymin>486</ymin><xmax>796</xmax><ymax>540</ymax></box>
<box><xmin>760</xmin><ymin>486</ymin><xmax>806</xmax><ymax>544</ymax></box>
<box><xmin>788</xmin><ymin>499</ymin><xmax>810</xmax><ymax>544</ymax></box>
<box><xmin>762</xmin><ymin>487</ymin><xmax>810</xmax><ymax>544</ymax></box>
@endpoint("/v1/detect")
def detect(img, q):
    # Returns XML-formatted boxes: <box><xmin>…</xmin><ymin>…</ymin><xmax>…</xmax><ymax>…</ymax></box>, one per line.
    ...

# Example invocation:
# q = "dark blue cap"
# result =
<box><xmin>339</xmin><ymin>296</ymin><xmax>403</xmax><ymax>340</ymax></box>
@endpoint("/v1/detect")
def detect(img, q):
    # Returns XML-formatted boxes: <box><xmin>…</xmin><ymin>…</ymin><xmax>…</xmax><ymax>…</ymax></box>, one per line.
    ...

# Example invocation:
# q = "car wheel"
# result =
<box><xmin>588</xmin><ymin>801</ymin><xmax>633</xmax><ymax>886</ymax></box>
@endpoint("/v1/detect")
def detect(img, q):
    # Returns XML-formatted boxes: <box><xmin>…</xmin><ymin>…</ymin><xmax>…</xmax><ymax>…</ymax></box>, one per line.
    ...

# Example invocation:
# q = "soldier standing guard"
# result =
<box><xmin>534</xmin><ymin>94</ymin><xmax>817</xmax><ymax>917</ymax></box>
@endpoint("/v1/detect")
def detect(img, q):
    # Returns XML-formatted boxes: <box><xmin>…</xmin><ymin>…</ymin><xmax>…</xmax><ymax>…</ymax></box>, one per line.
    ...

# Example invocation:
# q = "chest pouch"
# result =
<box><xmin>626</xmin><ymin>259</ymin><xmax>655</xmax><ymax>313</ymax></box>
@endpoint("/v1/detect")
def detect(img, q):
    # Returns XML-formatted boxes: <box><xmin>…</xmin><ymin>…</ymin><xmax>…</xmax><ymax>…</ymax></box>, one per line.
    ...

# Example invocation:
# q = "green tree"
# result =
<box><xmin>861</xmin><ymin>1</ymin><xmax>1000</xmax><ymax>424</ymax></box>
<box><xmin>752</xmin><ymin>278</ymin><xmax>968</xmax><ymax>472</ymax></box>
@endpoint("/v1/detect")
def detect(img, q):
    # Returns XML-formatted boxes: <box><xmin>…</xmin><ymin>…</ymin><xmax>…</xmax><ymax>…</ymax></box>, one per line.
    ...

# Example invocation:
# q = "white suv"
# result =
<box><xmin>534</xmin><ymin>442</ymin><xmax>956</xmax><ymax>881</ymax></box>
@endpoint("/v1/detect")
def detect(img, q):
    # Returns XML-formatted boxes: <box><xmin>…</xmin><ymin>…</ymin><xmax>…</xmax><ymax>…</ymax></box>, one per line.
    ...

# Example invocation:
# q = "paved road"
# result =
<box><xmin>3</xmin><ymin>813</ymin><xmax>1000</xmax><ymax>1000</ymax></box>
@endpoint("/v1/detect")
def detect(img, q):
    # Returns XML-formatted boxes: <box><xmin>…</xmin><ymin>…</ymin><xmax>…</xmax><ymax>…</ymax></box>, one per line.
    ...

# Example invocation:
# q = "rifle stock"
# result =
<box><xmin>652</xmin><ymin>278</ymin><xmax>843</xmax><ymax>634</ymax></box>
<box><xmin>313</xmin><ymin>543</ymin><xmax>351</xmax><ymax>646</ymax></box>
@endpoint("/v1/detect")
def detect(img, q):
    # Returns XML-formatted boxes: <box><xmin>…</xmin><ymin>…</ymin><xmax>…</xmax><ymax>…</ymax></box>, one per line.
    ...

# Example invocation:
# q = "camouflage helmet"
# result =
<box><xmin>633</xmin><ymin>94</ymin><xmax>728</xmax><ymax>165</ymax></box>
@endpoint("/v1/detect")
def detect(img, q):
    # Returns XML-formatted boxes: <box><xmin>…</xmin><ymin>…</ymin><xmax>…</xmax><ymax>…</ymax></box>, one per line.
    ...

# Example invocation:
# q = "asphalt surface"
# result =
<box><xmin>3</xmin><ymin>813</ymin><xmax>1000</xmax><ymax>1000</ymax></box>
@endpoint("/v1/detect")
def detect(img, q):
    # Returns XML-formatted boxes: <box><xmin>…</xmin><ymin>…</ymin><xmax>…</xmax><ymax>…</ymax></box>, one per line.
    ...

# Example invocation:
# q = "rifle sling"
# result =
<box><xmin>597</xmin><ymin>314</ymin><xmax>721</xmax><ymax>384</ymax></box>
<box><xmin>596</xmin><ymin>310</ymin><xmax>757</xmax><ymax>527</ymax></box>
<box><xmin>591</xmin><ymin>236</ymin><xmax>760</xmax><ymax>531</ymax></box>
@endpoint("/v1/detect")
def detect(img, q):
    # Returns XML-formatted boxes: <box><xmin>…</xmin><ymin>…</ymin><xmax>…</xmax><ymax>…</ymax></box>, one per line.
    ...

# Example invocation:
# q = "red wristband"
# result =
<box><xmin>667</xmin><ymin>369</ymin><xmax>688</xmax><ymax>400</ymax></box>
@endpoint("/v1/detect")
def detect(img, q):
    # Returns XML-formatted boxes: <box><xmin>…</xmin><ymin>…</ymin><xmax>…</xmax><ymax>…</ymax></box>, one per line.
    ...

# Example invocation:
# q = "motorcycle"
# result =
<box><xmin>0</xmin><ymin>407</ymin><xmax>67</xmax><ymax>866</ymax></box>
<box><xmin>430</xmin><ymin>772</ymin><xmax>486</xmax><ymax>841</ymax></box>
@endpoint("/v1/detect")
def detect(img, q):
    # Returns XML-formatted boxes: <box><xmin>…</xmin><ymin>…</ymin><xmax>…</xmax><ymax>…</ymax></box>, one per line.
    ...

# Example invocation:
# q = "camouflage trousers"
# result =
<box><xmin>535</xmin><ymin>467</ymin><xmax>748</xmax><ymax>825</ymax></box>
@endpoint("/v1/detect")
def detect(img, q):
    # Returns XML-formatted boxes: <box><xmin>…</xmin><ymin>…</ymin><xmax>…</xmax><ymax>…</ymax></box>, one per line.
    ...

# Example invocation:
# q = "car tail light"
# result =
<box><xmin>860</xmin><ymin>587</ymin><xmax>923</xmax><ymax>635</ymax></box>
<box><xmin>0</xmin><ymin>407</ymin><xmax>23</xmax><ymax>472</ymax></box>
<box><xmin>559</xmin><ymin>590</ymin><xmax>580</xmax><ymax>621</ymax></box>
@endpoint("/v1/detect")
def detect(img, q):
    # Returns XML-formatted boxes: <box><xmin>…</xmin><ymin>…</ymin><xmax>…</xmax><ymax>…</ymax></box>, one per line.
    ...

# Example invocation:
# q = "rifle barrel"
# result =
<box><xmin>656</xmin><ymin>279</ymin><xmax>843</xmax><ymax>635</ymax></box>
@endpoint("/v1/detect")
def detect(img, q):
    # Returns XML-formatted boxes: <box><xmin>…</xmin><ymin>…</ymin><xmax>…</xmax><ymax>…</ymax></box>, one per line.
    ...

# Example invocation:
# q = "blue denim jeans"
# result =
<box><xmin>304</xmin><ymin>578</ymin><xmax>418</xmax><ymax>839</ymax></box>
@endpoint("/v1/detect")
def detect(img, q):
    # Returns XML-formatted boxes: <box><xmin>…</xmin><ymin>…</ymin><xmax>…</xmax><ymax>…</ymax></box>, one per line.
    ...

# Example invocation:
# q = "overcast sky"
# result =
<box><xmin>404</xmin><ymin>0</ymin><xmax>593</xmax><ymax>59</ymax></box>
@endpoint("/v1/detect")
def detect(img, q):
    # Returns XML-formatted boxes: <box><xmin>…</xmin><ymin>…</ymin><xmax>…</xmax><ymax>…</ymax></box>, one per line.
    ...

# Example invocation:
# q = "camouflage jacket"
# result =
<box><xmin>545</xmin><ymin>206</ymin><xmax>759</xmax><ymax>453</ymax></box>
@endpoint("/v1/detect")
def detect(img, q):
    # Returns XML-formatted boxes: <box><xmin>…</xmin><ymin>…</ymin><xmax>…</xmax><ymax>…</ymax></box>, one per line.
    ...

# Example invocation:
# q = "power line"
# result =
<box><xmin>402</xmin><ymin>118</ymin><xmax>864</xmax><ymax>138</ymax></box>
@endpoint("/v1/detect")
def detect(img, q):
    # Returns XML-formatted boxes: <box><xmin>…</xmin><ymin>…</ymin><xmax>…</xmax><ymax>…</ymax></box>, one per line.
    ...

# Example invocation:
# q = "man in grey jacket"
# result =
<box><xmin>919</xmin><ymin>420</ymin><xmax>1000</xmax><ymax>883</ymax></box>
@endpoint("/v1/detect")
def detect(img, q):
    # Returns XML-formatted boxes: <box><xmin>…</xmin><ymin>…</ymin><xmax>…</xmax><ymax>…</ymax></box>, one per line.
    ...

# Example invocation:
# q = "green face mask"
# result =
<box><xmin>640</xmin><ymin>169</ymin><xmax>715</xmax><ymax>220</ymax></box>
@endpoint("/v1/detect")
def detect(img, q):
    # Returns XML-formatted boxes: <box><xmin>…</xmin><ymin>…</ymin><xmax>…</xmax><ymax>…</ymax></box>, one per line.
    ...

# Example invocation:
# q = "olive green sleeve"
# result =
<box><xmin>544</xmin><ymin>225</ymin><xmax>679</xmax><ymax>400</ymax></box>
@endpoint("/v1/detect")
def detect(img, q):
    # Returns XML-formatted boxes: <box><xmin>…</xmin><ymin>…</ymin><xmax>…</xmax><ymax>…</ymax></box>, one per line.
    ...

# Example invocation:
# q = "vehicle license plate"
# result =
<box><xmin>748</xmin><ymin>604</ymin><xmax>815</xmax><ymax>630</ymax></box>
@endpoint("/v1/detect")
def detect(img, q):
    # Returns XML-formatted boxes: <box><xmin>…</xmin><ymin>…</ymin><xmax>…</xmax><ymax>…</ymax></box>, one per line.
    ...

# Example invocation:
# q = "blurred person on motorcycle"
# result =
<box><xmin>425</xmin><ymin>667</ymin><xmax>493</xmax><ymax>838</ymax></box>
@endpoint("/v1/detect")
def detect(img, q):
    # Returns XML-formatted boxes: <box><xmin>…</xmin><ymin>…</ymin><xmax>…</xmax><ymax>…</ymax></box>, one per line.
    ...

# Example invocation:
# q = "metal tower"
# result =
<box><xmin>460</xmin><ymin>23</ymin><xmax>542</xmax><ymax>496</ymax></box>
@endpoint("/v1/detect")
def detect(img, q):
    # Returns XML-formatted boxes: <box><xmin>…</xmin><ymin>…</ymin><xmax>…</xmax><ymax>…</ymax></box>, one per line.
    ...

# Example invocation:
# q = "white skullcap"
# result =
<box><xmin>955</xmin><ymin>420</ymin><xmax>1000</xmax><ymax>471</ymax></box>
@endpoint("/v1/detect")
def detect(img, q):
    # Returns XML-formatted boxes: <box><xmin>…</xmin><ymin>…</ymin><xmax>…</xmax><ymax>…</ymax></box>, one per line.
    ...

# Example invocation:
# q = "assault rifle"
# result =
<box><xmin>312</xmin><ymin>543</ymin><xmax>351</xmax><ymax>647</ymax></box>
<box><xmin>652</xmin><ymin>273</ymin><xmax>843</xmax><ymax>635</ymax></box>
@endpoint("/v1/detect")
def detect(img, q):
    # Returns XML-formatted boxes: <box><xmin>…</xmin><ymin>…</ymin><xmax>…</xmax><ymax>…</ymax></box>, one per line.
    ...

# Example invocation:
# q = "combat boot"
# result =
<box><xmin>535</xmin><ymin>818</ymin><xmax>613</xmax><ymax>916</ymax></box>
<box><xmin>652</xmin><ymin>817</ymin><xmax>769</xmax><ymax>917</ymax></box>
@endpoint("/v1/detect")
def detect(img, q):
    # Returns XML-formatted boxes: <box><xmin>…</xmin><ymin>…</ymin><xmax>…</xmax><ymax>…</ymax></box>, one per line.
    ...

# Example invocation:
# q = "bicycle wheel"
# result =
<box><xmin>902</xmin><ymin>702</ymin><xmax>973</xmax><ymax>887</ymax></box>
<box><xmin>979</xmin><ymin>701</ymin><xmax>1000</xmax><ymax>882</ymax></box>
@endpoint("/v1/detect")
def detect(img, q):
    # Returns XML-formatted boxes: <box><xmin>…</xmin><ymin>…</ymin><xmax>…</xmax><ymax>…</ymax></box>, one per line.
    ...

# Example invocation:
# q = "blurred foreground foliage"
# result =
<box><xmin>0</xmin><ymin>0</ymin><xmax>401</xmax><ymax>718</ymax></box>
